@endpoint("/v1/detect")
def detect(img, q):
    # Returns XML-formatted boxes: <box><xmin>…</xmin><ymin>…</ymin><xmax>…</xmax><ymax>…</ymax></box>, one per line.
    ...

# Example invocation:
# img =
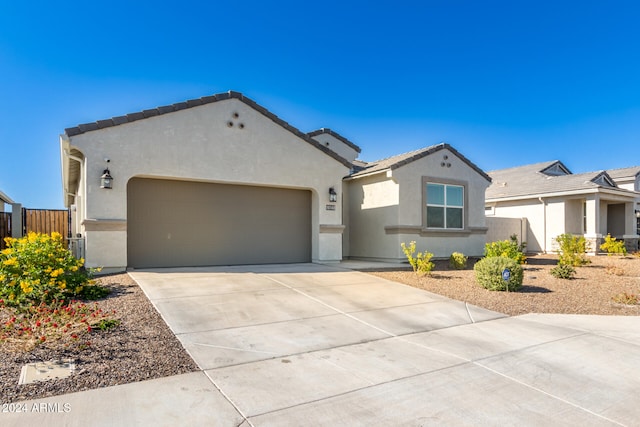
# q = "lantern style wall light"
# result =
<box><xmin>635</xmin><ymin>209</ymin><xmax>640</xmax><ymax>218</ymax></box>
<box><xmin>329</xmin><ymin>187</ymin><xmax>337</xmax><ymax>203</ymax></box>
<box><xmin>100</xmin><ymin>159</ymin><xmax>113</xmax><ymax>189</ymax></box>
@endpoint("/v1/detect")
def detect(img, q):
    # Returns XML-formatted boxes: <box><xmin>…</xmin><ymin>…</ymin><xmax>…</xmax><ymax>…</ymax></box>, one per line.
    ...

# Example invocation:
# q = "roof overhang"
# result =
<box><xmin>486</xmin><ymin>186</ymin><xmax>640</xmax><ymax>204</ymax></box>
<box><xmin>59</xmin><ymin>134</ymin><xmax>83</xmax><ymax>208</ymax></box>
<box><xmin>0</xmin><ymin>189</ymin><xmax>14</xmax><ymax>205</ymax></box>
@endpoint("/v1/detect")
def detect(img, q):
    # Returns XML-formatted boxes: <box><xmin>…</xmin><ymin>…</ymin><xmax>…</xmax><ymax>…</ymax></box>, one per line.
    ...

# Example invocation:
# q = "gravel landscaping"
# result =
<box><xmin>1</xmin><ymin>273</ymin><xmax>198</xmax><ymax>404</ymax></box>
<box><xmin>1</xmin><ymin>254</ymin><xmax>638</xmax><ymax>404</ymax></box>
<box><xmin>370</xmin><ymin>254</ymin><xmax>640</xmax><ymax>316</ymax></box>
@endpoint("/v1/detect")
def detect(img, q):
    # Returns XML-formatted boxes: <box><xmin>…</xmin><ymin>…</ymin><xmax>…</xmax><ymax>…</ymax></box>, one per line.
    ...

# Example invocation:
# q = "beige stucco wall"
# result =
<box><xmin>309</xmin><ymin>133</ymin><xmax>359</xmax><ymax>163</ymax></box>
<box><xmin>484</xmin><ymin>216</ymin><xmax>527</xmax><ymax>245</ymax></box>
<box><xmin>346</xmin><ymin>172</ymin><xmax>400</xmax><ymax>260</ymax></box>
<box><xmin>492</xmin><ymin>200</ymin><xmax>546</xmax><ymax>252</ymax></box>
<box><xmin>347</xmin><ymin>147</ymin><xmax>491</xmax><ymax>260</ymax></box>
<box><xmin>64</xmin><ymin>98</ymin><xmax>349</xmax><ymax>271</ymax></box>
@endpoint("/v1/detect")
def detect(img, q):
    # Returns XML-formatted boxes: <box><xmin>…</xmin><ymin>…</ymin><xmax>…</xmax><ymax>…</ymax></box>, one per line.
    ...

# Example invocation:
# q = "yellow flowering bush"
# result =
<box><xmin>401</xmin><ymin>241</ymin><xmax>435</xmax><ymax>276</ymax></box>
<box><xmin>0</xmin><ymin>232</ymin><xmax>93</xmax><ymax>308</ymax></box>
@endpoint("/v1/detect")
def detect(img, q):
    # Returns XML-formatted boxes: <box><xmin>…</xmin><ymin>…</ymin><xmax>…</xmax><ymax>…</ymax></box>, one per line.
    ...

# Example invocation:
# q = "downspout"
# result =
<box><xmin>538</xmin><ymin>197</ymin><xmax>547</xmax><ymax>253</ymax></box>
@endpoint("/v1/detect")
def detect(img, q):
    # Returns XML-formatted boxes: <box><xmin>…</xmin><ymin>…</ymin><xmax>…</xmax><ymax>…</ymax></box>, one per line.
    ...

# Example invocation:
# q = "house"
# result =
<box><xmin>60</xmin><ymin>91</ymin><xmax>491</xmax><ymax>272</ymax></box>
<box><xmin>485</xmin><ymin>161</ymin><xmax>640</xmax><ymax>254</ymax></box>
<box><xmin>344</xmin><ymin>144</ymin><xmax>492</xmax><ymax>260</ymax></box>
<box><xmin>608</xmin><ymin>166</ymin><xmax>640</xmax><ymax>229</ymax></box>
<box><xmin>0</xmin><ymin>189</ymin><xmax>16</xmax><ymax>247</ymax></box>
<box><xmin>0</xmin><ymin>189</ymin><xmax>14</xmax><ymax>213</ymax></box>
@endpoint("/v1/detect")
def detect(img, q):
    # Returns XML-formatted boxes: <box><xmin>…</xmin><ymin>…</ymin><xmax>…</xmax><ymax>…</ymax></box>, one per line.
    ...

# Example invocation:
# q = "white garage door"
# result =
<box><xmin>127</xmin><ymin>178</ymin><xmax>311</xmax><ymax>268</ymax></box>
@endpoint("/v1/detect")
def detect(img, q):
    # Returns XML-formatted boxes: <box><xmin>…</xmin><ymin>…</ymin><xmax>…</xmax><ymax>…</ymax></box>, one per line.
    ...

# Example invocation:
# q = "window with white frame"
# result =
<box><xmin>425</xmin><ymin>182</ymin><xmax>464</xmax><ymax>229</ymax></box>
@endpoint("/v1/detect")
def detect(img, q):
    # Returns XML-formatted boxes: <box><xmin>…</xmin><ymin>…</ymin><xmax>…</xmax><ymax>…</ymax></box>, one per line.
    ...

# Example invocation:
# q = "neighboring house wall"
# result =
<box><xmin>348</xmin><ymin>146</ymin><xmax>490</xmax><ymax>260</ymax></box>
<box><xmin>62</xmin><ymin>97</ymin><xmax>350</xmax><ymax>271</ymax></box>
<box><xmin>492</xmin><ymin>200</ymin><xmax>546</xmax><ymax>252</ymax></box>
<box><xmin>484</xmin><ymin>216</ymin><xmax>527</xmax><ymax>247</ymax></box>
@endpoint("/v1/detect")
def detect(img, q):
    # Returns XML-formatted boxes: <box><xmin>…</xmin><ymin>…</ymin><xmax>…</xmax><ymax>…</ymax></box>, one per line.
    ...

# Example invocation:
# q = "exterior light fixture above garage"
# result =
<box><xmin>329</xmin><ymin>187</ymin><xmax>337</xmax><ymax>203</ymax></box>
<box><xmin>100</xmin><ymin>159</ymin><xmax>113</xmax><ymax>189</ymax></box>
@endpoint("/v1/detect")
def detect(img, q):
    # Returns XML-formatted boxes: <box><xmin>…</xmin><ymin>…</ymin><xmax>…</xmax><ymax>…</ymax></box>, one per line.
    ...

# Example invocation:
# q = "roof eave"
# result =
<box><xmin>64</xmin><ymin>91</ymin><xmax>354</xmax><ymax>170</ymax></box>
<box><xmin>486</xmin><ymin>186</ymin><xmax>640</xmax><ymax>203</ymax></box>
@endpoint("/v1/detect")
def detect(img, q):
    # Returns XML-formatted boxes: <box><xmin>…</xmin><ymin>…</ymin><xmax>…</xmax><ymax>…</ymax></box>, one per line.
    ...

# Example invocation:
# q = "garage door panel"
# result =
<box><xmin>127</xmin><ymin>178</ymin><xmax>311</xmax><ymax>268</ymax></box>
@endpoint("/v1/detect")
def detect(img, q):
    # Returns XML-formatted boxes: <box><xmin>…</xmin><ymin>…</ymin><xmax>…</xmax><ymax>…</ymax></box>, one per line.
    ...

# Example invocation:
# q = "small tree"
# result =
<box><xmin>401</xmin><ymin>241</ymin><xmax>435</xmax><ymax>276</ymax></box>
<box><xmin>555</xmin><ymin>234</ymin><xmax>590</xmax><ymax>266</ymax></box>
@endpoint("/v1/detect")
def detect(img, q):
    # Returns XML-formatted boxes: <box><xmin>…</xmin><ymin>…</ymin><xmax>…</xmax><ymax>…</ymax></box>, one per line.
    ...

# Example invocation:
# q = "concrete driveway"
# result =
<box><xmin>4</xmin><ymin>263</ymin><xmax>640</xmax><ymax>426</ymax></box>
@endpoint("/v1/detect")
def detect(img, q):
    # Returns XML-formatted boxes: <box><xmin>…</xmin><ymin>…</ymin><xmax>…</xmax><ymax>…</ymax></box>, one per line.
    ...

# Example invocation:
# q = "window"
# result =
<box><xmin>426</xmin><ymin>182</ymin><xmax>464</xmax><ymax>229</ymax></box>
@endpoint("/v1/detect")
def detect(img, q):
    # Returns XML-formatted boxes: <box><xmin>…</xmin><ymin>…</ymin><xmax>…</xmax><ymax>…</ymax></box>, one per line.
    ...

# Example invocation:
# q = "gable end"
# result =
<box><xmin>64</xmin><ymin>91</ymin><xmax>353</xmax><ymax>169</ymax></box>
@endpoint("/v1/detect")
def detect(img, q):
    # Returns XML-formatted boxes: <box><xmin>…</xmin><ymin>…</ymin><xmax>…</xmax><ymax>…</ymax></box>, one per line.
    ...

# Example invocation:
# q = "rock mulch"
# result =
<box><xmin>2</xmin><ymin>254</ymin><xmax>638</xmax><ymax>404</ymax></box>
<box><xmin>0</xmin><ymin>273</ymin><xmax>198</xmax><ymax>404</ymax></box>
<box><xmin>370</xmin><ymin>254</ymin><xmax>640</xmax><ymax>316</ymax></box>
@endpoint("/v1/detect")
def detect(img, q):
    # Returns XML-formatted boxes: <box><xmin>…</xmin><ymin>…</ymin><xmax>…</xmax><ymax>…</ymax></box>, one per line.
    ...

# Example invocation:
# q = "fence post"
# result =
<box><xmin>11</xmin><ymin>203</ymin><xmax>22</xmax><ymax>238</ymax></box>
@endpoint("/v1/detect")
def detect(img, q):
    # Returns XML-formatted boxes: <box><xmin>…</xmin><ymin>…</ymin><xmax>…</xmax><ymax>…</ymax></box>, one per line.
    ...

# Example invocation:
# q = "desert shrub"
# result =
<box><xmin>605</xmin><ymin>265</ymin><xmax>625</xmax><ymax>276</ymax></box>
<box><xmin>484</xmin><ymin>234</ymin><xmax>526</xmax><ymax>264</ymax></box>
<box><xmin>600</xmin><ymin>234</ymin><xmax>627</xmax><ymax>256</ymax></box>
<box><xmin>611</xmin><ymin>292</ymin><xmax>640</xmax><ymax>305</ymax></box>
<box><xmin>550</xmin><ymin>264</ymin><xmax>576</xmax><ymax>279</ymax></box>
<box><xmin>449</xmin><ymin>252</ymin><xmax>468</xmax><ymax>270</ymax></box>
<box><xmin>474</xmin><ymin>256</ymin><xmax>523</xmax><ymax>291</ymax></box>
<box><xmin>555</xmin><ymin>234</ymin><xmax>590</xmax><ymax>266</ymax></box>
<box><xmin>0</xmin><ymin>299</ymin><xmax>117</xmax><ymax>351</ymax></box>
<box><xmin>401</xmin><ymin>241</ymin><xmax>435</xmax><ymax>276</ymax></box>
<box><xmin>0</xmin><ymin>232</ymin><xmax>98</xmax><ymax>308</ymax></box>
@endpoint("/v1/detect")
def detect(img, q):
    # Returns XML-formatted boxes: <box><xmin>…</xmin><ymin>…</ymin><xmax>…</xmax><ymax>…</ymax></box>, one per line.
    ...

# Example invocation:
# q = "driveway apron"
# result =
<box><xmin>128</xmin><ymin>264</ymin><xmax>640</xmax><ymax>426</ymax></box>
<box><xmin>4</xmin><ymin>264</ymin><xmax>639</xmax><ymax>426</ymax></box>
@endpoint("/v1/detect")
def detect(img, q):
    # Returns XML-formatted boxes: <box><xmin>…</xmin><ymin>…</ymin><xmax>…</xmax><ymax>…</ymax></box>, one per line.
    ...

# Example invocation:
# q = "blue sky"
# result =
<box><xmin>1</xmin><ymin>1</ymin><xmax>639</xmax><ymax>209</ymax></box>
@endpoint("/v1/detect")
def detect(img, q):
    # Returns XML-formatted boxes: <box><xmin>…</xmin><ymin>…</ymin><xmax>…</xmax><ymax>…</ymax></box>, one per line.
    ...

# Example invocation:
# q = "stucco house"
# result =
<box><xmin>0</xmin><ymin>189</ymin><xmax>14</xmax><ymax>213</ymax></box>
<box><xmin>344</xmin><ymin>145</ymin><xmax>492</xmax><ymax>260</ymax></box>
<box><xmin>60</xmin><ymin>91</ymin><xmax>491</xmax><ymax>272</ymax></box>
<box><xmin>485</xmin><ymin>161</ymin><xmax>640</xmax><ymax>254</ymax></box>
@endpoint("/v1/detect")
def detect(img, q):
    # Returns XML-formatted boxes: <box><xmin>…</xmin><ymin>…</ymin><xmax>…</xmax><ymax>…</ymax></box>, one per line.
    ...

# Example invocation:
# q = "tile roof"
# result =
<box><xmin>64</xmin><ymin>91</ymin><xmax>353</xmax><ymax>168</ymax></box>
<box><xmin>348</xmin><ymin>143</ymin><xmax>491</xmax><ymax>182</ymax></box>
<box><xmin>307</xmin><ymin>128</ymin><xmax>361</xmax><ymax>153</ymax></box>
<box><xmin>606</xmin><ymin>166</ymin><xmax>640</xmax><ymax>180</ymax></box>
<box><xmin>486</xmin><ymin>160</ymin><xmax>636</xmax><ymax>200</ymax></box>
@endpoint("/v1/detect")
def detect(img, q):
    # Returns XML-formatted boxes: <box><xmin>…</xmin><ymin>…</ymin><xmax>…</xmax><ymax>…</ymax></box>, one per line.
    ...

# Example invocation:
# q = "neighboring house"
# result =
<box><xmin>0</xmin><ymin>189</ymin><xmax>14</xmax><ymax>212</ymax></box>
<box><xmin>0</xmin><ymin>189</ymin><xmax>16</xmax><ymax>247</ymax></box>
<box><xmin>607</xmin><ymin>166</ymin><xmax>640</xmax><ymax>237</ymax></box>
<box><xmin>485</xmin><ymin>161</ymin><xmax>640</xmax><ymax>254</ymax></box>
<box><xmin>345</xmin><ymin>144</ymin><xmax>492</xmax><ymax>260</ymax></box>
<box><xmin>60</xmin><ymin>91</ymin><xmax>491</xmax><ymax>272</ymax></box>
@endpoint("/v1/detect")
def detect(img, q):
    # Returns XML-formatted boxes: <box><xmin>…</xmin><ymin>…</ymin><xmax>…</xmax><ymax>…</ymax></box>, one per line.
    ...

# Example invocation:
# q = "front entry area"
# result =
<box><xmin>127</xmin><ymin>178</ymin><xmax>311</xmax><ymax>268</ymax></box>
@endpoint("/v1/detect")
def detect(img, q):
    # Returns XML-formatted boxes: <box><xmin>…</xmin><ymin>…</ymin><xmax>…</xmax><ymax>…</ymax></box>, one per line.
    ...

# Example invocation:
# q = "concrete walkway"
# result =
<box><xmin>3</xmin><ymin>263</ymin><xmax>640</xmax><ymax>426</ymax></box>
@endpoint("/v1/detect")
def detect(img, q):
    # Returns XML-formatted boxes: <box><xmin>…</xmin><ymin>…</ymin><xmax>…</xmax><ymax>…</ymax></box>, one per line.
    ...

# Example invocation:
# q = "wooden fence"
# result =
<box><xmin>0</xmin><ymin>212</ymin><xmax>10</xmax><ymax>249</ymax></box>
<box><xmin>0</xmin><ymin>209</ymin><xmax>69</xmax><ymax>249</ymax></box>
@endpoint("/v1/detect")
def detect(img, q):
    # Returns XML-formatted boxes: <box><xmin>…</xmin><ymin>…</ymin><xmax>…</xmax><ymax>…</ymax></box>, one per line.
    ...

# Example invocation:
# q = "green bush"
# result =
<box><xmin>600</xmin><ymin>234</ymin><xmax>627</xmax><ymax>256</ymax></box>
<box><xmin>474</xmin><ymin>256</ymin><xmax>523</xmax><ymax>291</ymax></box>
<box><xmin>401</xmin><ymin>241</ymin><xmax>435</xmax><ymax>276</ymax></box>
<box><xmin>484</xmin><ymin>234</ymin><xmax>526</xmax><ymax>264</ymax></box>
<box><xmin>449</xmin><ymin>252</ymin><xmax>468</xmax><ymax>270</ymax></box>
<box><xmin>555</xmin><ymin>234</ymin><xmax>590</xmax><ymax>266</ymax></box>
<box><xmin>0</xmin><ymin>232</ymin><xmax>96</xmax><ymax>308</ymax></box>
<box><xmin>550</xmin><ymin>264</ymin><xmax>576</xmax><ymax>279</ymax></box>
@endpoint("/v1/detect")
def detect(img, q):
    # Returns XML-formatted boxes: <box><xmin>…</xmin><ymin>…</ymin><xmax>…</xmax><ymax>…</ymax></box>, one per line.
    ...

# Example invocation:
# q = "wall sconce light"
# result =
<box><xmin>635</xmin><ymin>209</ymin><xmax>640</xmax><ymax>218</ymax></box>
<box><xmin>329</xmin><ymin>187</ymin><xmax>337</xmax><ymax>203</ymax></box>
<box><xmin>100</xmin><ymin>159</ymin><xmax>113</xmax><ymax>189</ymax></box>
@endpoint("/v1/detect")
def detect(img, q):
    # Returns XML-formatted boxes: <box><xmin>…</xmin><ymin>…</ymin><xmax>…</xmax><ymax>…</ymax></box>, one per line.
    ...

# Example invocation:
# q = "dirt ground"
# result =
<box><xmin>369</xmin><ymin>254</ymin><xmax>640</xmax><ymax>316</ymax></box>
